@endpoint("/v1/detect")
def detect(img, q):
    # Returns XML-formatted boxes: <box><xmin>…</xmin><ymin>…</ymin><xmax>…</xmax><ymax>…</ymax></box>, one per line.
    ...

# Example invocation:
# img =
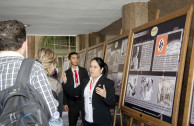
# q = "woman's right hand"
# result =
<box><xmin>61</xmin><ymin>72</ymin><xmax>67</xmax><ymax>84</ymax></box>
<box><xmin>96</xmin><ymin>85</ymin><xmax>106</xmax><ymax>98</ymax></box>
<box><xmin>63</xmin><ymin>105</ymin><xmax>69</xmax><ymax>111</ymax></box>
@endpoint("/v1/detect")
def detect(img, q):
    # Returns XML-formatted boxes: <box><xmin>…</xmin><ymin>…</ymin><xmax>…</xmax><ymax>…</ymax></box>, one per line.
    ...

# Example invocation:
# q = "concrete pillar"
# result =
<box><xmin>122</xmin><ymin>2</ymin><xmax>148</xmax><ymax>33</ymax></box>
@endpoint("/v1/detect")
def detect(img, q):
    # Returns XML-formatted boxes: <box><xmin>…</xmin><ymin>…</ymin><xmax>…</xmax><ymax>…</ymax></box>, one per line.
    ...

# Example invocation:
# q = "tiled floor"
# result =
<box><xmin>62</xmin><ymin>110</ymin><xmax>126</xmax><ymax>126</ymax></box>
<box><xmin>62</xmin><ymin>110</ymin><xmax>120</xmax><ymax>126</ymax></box>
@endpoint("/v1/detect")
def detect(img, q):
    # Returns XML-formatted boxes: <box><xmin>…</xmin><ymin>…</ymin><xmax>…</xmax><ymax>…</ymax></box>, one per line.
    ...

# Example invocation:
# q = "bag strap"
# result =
<box><xmin>15</xmin><ymin>58</ymin><xmax>36</xmax><ymax>85</ymax></box>
<box><xmin>0</xmin><ymin>58</ymin><xmax>35</xmax><ymax>107</ymax></box>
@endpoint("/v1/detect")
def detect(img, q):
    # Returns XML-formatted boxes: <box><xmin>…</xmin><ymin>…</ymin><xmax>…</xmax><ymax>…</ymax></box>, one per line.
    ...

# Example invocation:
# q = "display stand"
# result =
<box><xmin>113</xmin><ymin>104</ymin><xmax>123</xmax><ymax>126</ymax></box>
<box><xmin>125</xmin><ymin>8</ymin><xmax>161</xmax><ymax>126</ymax></box>
<box><xmin>103</xmin><ymin>31</ymin><xmax>130</xmax><ymax>126</ymax></box>
<box><xmin>182</xmin><ymin>38</ymin><xmax>194</xmax><ymax>126</ymax></box>
<box><xmin>120</xmin><ymin>5</ymin><xmax>193</xmax><ymax>126</ymax></box>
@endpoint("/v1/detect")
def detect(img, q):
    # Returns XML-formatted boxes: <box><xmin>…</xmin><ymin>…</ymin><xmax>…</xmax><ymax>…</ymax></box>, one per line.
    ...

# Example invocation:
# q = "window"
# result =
<box><xmin>41</xmin><ymin>36</ymin><xmax>76</xmax><ymax>79</ymax></box>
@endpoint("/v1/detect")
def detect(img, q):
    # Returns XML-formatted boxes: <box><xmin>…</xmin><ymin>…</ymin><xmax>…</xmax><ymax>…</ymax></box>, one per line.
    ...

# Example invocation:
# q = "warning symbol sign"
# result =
<box><xmin>155</xmin><ymin>34</ymin><xmax>168</xmax><ymax>55</ymax></box>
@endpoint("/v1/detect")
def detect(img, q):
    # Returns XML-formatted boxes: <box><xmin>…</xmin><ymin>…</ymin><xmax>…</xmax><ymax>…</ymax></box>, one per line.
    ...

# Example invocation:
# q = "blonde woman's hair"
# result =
<box><xmin>37</xmin><ymin>48</ymin><xmax>57</xmax><ymax>73</ymax></box>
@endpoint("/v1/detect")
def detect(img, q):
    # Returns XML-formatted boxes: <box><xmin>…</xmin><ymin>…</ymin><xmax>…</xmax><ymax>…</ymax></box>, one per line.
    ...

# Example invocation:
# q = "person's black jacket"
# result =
<box><xmin>62</xmin><ymin>66</ymin><xmax>89</xmax><ymax>106</ymax></box>
<box><xmin>81</xmin><ymin>76</ymin><xmax>116</xmax><ymax>125</ymax></box>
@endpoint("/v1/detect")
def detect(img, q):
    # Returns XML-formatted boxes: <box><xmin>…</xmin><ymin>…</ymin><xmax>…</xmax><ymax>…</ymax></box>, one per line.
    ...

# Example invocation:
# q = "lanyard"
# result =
<box><xmin>89</xmin><ymin>80</ymin><xmax>97</xmax><ymax>94</ymax></box>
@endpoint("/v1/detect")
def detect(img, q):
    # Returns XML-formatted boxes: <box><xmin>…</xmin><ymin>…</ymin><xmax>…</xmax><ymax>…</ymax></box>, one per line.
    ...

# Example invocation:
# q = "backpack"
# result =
<box><xmin>0</xmin><ymin>58</ymin><xmax>51</xmax><ymax>126</ymax></box>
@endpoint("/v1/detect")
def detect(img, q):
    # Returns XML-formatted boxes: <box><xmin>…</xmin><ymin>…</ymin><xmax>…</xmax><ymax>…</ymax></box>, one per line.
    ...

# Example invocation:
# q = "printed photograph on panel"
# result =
<box><xmin>97</xmin><ymin>50</ymin><xmax>102</xmax><ymax>57</ymax></box>
<box><xmin>114</xmin><ymin>72</ymin><xmax>122</xmax><ymax>89</ymax></box>
<box><xmin>130</xmin><ymin>45</ymin><xmax>142</xmax><ymax>70</ymax></box>
<box><xmin>116</xmin><ymin>49</ymin><xmax>124</xmax><ymax>64</ymax></box>
<box><xmin>86</xmin><ymin>46</ymin><xmax>103</xmax><ymax>72</ymax></box>
<box><xmin>157</xmin><ymin>78</ymin><xmax>175</xmax><ymax>107</ymax></box>
<box><xmin>86</xmin><ymin>50</ymin><xmax>94</xmax><ymax>72</ymax></box>
<box><xmin>106</xmin><ymin>41</ymin><xmax>122</xmax><ymax>65</ymax></box>
<box><xmin>107</xmin><ymin>74</ymin><xmax>112</xmax><ymax>80</ymax></box>
<box><xmin>106</xmin><ymin>50</ymin><xmax>117</xmax><ymax>65</ymax></box>
<box><xmin>93</xmin><ymin>49</ymin><xmax>97</xmax><ymax>57</ymax></box>
<box><xmin>79</xmin><ymin>59</ymin><xmax>84</xmax><ymax>67</ymax></box>
<box><xmin>139</xmin><ymin>76</ymin><xmax>154</xmax><ymax>101</ymax></box>
<box><xmin>106</xmin><ymin>48</ymin><xmax>111</xmax><ymax>61</ymax></box>
<box><xmin>154</xmin><ymin>29</ymin><xmax>183</xmax><ymax>56</ymax></box>
<box><xmin>78</xmin><ymin>52</ymin><xmax>85</xmax><ymax>67</ymax></box>
<box><xmin>126</xmin><ymin>76</ymin><xmax>138</xmax><ymax>97</ymax></box>
<box><xmin>121</xmin><ymin>38</ymin><xmax>128</xmax><ymax>56</ymax></box>
<box><xmin>110</xmin><ymin>73</ymin><xmax>117</xmax><ymax>87</ymax></box>
<box><xmin>165</xmin><ymin>30</ymin><xmax>183</xmax><ymax>55</ymax></box>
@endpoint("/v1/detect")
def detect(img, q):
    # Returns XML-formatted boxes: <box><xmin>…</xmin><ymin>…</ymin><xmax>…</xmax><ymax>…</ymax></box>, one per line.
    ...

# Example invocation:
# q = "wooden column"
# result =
<box><xmin>89</xmin><ymin>32</ymin><xmax>100</xmax><ymax>47</ymax></box>
<box><xmin>77</xmin><ymin>34</ymin><xmax>89</xmax><ymax>51</ymax></box>
<box><xmin>27</xmin><ymin>36</ymin><xmax>35</xmax><ymax>58</ymax></box>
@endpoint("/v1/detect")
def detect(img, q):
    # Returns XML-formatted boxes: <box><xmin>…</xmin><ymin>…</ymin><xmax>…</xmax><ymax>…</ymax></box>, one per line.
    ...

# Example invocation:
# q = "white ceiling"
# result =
<box><xmin>0</xmin><ymin>0</ymin><xmax>149</xmax><ymax>36</ymax></box>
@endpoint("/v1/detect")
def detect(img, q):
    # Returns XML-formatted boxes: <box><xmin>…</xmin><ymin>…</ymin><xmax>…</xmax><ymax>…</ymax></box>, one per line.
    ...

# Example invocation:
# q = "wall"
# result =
<box><xmin>99</xmin><ymin>18</ymin><xmax>122</xmax><ymax>42</ymax></box>
<box><xmin>77</xmin><ymin>18</ymin><xmax>122</xmax><ymax>50</ymax></box>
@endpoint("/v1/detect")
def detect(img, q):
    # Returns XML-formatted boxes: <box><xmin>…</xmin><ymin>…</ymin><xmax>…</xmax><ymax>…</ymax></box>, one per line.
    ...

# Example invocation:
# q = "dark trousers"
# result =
<box><xmin>83</xmin><ymin>120</ymin><xmax>112</xmax><ymax>126</ymax></box>
<box><xmin>68</xmin><ymin>101</ymin><xmax>82</xmax><ymax>126</ymax></box>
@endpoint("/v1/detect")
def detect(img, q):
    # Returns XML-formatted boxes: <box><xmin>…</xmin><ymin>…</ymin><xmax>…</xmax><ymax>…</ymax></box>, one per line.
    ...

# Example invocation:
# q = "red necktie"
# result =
<box><xmin>74</xmin><ymin>70</ymin><xmax>78</xmax><ymax>83</ymax></box>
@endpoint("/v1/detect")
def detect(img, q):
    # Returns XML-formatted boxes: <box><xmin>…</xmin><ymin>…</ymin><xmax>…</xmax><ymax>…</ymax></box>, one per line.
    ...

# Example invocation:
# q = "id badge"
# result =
<box><xmin>89</xmin><ymin>97</ymin><xmax>92</xmax><ymax>104</ymax></box>
<box><xmin>89</xmin><ymin>93</ymin><xmax>92</xmax><ymax>104</ymax></box>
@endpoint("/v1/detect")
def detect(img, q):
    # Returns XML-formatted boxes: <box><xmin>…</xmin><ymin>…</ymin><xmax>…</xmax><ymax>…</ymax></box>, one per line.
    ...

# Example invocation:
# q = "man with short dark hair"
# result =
<box><xmin>0</xmin><ymin>20</ymin><xmax>58</xmax><ymax>116</ymax></box>
<box><xmin>63</xmin><ymin>52</ymin><xmax>89</xmax><ymax>126</ymax></box>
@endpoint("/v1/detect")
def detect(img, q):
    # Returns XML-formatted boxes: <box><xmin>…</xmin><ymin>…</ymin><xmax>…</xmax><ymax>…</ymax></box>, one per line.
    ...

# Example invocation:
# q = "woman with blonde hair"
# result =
<box><xmin>37</xmin><ymin>48</ymin><xmax>66</xmax><ymax>117</ymax></box>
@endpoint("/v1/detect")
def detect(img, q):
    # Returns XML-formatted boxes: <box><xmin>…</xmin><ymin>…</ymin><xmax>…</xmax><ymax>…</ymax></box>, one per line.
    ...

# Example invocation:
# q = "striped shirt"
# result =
<box><xmin>0</xmin><ymin>51</ymin><xmax>58</xmax><ymax>116</ymax></box>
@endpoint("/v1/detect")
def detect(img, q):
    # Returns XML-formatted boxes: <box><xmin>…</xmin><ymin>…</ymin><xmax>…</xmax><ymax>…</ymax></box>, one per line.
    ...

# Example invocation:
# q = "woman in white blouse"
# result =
<box><xmin>63</xmin><ymin>57</ymin><xmax>116</xmax><ymax>126</ymax></box>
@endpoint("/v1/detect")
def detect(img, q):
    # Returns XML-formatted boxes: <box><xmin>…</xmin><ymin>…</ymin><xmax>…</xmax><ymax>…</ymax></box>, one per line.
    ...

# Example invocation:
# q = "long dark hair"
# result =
<box><xmin>91</xmin><ymin>57</ymin><xmax>108</xmax><ymax>77</ymax></box>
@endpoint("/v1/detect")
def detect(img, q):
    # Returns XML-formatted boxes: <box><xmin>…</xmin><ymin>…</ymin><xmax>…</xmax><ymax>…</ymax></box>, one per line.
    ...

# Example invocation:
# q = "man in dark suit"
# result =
<box><xmin>63</xmin><ymin>52</ymin><xmax>89</xmax><ymax>126</ymax></box>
